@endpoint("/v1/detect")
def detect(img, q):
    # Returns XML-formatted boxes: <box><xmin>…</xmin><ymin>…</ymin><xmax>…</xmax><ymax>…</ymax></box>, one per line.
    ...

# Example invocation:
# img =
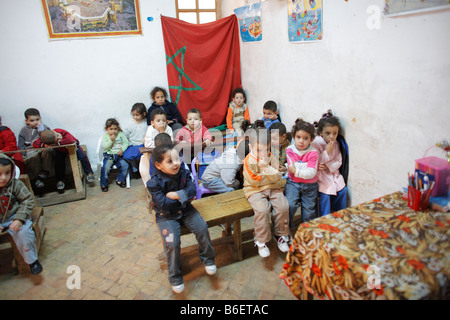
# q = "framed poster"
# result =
<box><xmin>383</xmin><ymin>0</ymin><xmax>450</xmax><ymax>16</ymax></box>
<box><xmin>41</xmin><ymin>0</ymin><xmax>142</xmax><ymax>40</ymax></box>
<box><xmin>234</xmin><ymin>2</ymin><xmax>262</xmax><ymax>42</ymax></box>
<box><xmin>288</xmin><ymin>0</ymin><xmax>322</xmax><ymax>42</ymax></box>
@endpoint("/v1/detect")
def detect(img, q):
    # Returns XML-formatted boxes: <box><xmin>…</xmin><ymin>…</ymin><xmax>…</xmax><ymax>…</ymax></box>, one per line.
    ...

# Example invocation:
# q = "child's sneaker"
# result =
<box><xmin>29</xmin><ymin>260</ymin><xmax>43</xmax><ymax>274</ymax></box>
<box><xmin>34</xmin><ymin>179</ymin><xmax>45</xmax><ymax>188</ymax></box>
<box><xmin>116</xmin><ymin>181</ymin><xmax>126</xmax><ymax>188</ymax></box>
<box><xmin>254</xmin><ymin>240</ymin><xmax>270</xmax><ymax>258</ymax></box>
<box><xmin>86</xmin><ymin>172</ymin><xmax>95</xmax><ymax>183</ymax></box>
<box><xmin>204</xmin><ymin>264</ymin><xmax>217</xmax><ymax>275</ymax></box>
<box><xmin>172</xmin><ymin>283</ymin><xmax>185</xmax><ymax>294</ymax></box>
<box><xmin>274</xmin><ymin>235</ymin><xmax>290</xmax><ymax>253</ymax></box>
<box><xmin>56</xmin><ymin>181</ymin><xmax>65</xmax><ymax>190</ymax></box>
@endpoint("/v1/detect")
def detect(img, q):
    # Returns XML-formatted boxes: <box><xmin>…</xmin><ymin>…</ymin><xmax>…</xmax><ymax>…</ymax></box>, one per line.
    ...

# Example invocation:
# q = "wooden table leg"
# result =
<box><xmin>68</xmin><ymin>144</ymin><xmax>83</xmax><ymax>193</ymax></box>
<box><xmin>233</xmin><ymin>220</ymin><xmax>242</xmax><ymax>261</ymax></box>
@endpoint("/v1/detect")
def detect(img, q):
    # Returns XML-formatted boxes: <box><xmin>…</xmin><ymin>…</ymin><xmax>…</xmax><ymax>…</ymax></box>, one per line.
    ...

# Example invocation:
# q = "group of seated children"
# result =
<box><xmin>0</xmin><ymin>85</ymin><xmax>347</xmax><ymax>291</ymax></box>
<box><xmin>145</xmin><ymin>87</ymin><xmax>347</xmax><ymax>293</ymax></box>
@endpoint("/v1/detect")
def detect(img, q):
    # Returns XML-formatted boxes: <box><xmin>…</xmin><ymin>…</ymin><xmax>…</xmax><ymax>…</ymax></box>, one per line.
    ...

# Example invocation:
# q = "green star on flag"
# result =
<box><xmin>166</xmin><ymin>46</ymin><xmax>202</xmax><ymax>106</ymax></box>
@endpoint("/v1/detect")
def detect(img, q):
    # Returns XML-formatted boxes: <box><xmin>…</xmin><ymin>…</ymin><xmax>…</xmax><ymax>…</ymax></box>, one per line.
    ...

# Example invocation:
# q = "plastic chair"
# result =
<box><xmin>96</xmin><ymin>137</ymin><xmax>130</xmax><ymax>188</ymax></box>
<box><xmin>191</xmin><ymin>151</ymin><xmax>221</xmax><ymax>199</ymax></box>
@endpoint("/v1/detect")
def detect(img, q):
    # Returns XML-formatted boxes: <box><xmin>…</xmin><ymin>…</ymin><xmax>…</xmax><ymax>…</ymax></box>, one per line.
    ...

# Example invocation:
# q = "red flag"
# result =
<box><xmin>161</xmin><ymin>15</ymin><xmax>241</xmax><ymax>128</ymax></box>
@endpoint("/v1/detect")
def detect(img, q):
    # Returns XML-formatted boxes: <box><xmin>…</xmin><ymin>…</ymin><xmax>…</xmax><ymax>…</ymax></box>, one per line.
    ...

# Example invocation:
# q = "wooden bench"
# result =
<box><xmin>3</xmin><ymin>143</ymin><xmax>87</xmax><ymax>207</ymax></box>
<box><xmin>0</xmin><ymin>174</ymin><xmax>46</xmax><ymax>273</ymax></box>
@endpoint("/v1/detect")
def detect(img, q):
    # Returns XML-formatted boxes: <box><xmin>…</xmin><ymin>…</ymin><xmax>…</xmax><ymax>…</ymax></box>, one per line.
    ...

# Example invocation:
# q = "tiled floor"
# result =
<box><xmin>0</xmin><ymin>178</ymin><xmax>296</xmax><ymax>300</ymax></box>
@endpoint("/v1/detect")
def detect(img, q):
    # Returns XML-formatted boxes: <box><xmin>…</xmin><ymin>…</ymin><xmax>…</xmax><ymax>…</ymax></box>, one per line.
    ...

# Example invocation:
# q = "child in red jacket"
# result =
<box><xmin>0</xmin><ymin>116</ymin><xmax>25</xmax><ymax>173</ymax></box>
<box><xmin>33</xmin><ymin>129</ymin><xmax>94</xmax><ymax>190</ymax></box>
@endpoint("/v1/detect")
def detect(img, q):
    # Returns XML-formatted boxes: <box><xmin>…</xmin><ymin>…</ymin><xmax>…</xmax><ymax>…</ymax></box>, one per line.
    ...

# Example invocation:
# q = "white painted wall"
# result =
<box><xmin>0</xmin><ymin>0</ymin><xmax>174</xmax><ymax>169</ymax></box>
<box><xmin>1</xmin><ymin>0</ymin><xmax>449</xmax><ymax>206</ymax></box>
<box><xmin>222</xmin><ymin>0</ymin><xmax>450</xmax><ymax>205</ymax></box>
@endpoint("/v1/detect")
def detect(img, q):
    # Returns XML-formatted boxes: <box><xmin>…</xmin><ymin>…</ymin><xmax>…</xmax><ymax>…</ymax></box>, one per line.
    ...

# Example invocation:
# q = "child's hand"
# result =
<box><xmin>325</xmin><ymin>140</ymin><xmax>336</xmax><ymax>155</ymax></box>
<box><xmin>9</xmin><ymin>220</ymin><xmax>23</xmax><ymax>231</ymax></box>
<box><xmin>288</xmin><ymin>163</ymin><xmax>296</xmax><ymax>175</ymax></box>
<box><xmin>166</xmin><ymin>192</ymin><xmax>180</xmax><ymax>200</ymax></box>
<box><xmin>319</xmin><ymin>163</ymin><xmax>330</xmax><ymax>173</ymax></box>
<box><xmin>279</xmin><ymin>165</ymin><xmax>287</xmax><ymax>173</ymax></box>
<box><xmin>110</xmin><ymin>133</ymin><xmax>117</xmax><ymax>141</ymax></box>
<box><xmin>203</xmin><ymin>139</ymin><xmax>212</xmax><ymax>146</ymax></box>
<box><xmin>118</xmin><ymin>149</ymin><xmax>124</xmax><ymax>157</ymax></box>
<box><xmin>258</xmin><ymin>157</ymin><xmax>269</xmax><ymax>171</ymax></box>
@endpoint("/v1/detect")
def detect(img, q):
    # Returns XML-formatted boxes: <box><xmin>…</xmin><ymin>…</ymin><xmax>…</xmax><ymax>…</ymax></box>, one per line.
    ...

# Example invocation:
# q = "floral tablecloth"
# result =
<box><xmin>279</xmin><ymin>192</ymin><xmax>450</xmax><ymax>300</ymax></box>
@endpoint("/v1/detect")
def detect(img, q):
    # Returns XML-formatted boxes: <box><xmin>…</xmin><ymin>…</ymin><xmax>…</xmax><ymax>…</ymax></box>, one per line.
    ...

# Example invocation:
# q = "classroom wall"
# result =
<box><xmin>0</xmin><ymin>0</ymin><xmax>174</xmax><ymax>170</ymax></box>
<box><xmin>222</xmin><ymin>0</ymin><xmax>450</xmax><ymax>205</ymax></box>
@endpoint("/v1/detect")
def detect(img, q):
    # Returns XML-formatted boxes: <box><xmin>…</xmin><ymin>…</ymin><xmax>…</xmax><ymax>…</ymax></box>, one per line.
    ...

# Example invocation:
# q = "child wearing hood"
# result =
<box><xmin>0</xmin><ymin>153</ymin><xmax>42</xmax><ymax>274</ymax></box>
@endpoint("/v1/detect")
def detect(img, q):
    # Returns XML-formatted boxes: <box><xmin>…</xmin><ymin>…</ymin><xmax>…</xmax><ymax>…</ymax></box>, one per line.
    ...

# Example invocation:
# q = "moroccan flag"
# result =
<box><xmin>161</xmin><ymin>15</ymin><xmax>241</xmax><ymax>128</ymax></box>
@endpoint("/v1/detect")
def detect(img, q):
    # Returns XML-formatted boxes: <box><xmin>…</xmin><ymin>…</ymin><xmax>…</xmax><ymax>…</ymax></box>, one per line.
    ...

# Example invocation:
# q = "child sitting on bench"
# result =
<box><xmin>0</xmin><ymin>154</ymin><xmax>42</xmax><ymax>274</ymax></box>
<box><xmin>34</xmin><ymin>129</ymin><xmax>95</xmax><ymax>191</ymax></box>
<box><xmin>147</xmin><ymin>143</ymin><xmax>216</xmax><ymax>294</ymax></box>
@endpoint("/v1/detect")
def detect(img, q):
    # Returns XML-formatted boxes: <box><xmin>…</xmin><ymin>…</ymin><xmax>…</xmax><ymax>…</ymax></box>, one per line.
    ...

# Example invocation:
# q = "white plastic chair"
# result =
<box><xmin>96</xmin><ymin>137</ymin><xmax>130</xmax><ymax>189</ymax></box>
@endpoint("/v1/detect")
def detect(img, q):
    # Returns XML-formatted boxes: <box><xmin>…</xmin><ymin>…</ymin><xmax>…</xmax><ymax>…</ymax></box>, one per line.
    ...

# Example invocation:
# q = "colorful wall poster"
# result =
<box><xmin>288</xmin><ymin>0</ymin><xmax>322</xmax><ymax>42</ymax></box>
<box><xmin>383</xmin><ymin>0</ymin><xmax>450</xmax><ymax>16</ymax></box>
<box><xmin>234</xmin><ymin>2</ymin><xmax>262</xmax><ymax>42</ymax></box>
<box><xmin>41</xmin><ymin>0</ymin><xmax>142</xmax><ymax>40</ymax></box>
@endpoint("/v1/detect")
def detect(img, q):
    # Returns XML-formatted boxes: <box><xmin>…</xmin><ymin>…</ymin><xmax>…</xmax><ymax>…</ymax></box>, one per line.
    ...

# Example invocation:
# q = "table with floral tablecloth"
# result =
<box><xmin>279</xmin><ymin>192</ymin><xmax>450</xmax><ymax>300</ymax></box>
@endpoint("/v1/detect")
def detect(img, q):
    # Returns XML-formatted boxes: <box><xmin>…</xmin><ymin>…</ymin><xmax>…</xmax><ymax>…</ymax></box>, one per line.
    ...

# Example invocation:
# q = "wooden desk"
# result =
<box><xmin>2</xmin><ymin>143</ymin><xmax>86</xmax><ymax>206</ymax></box>
<box><xmin>280</xmin><ymin>192</ymin><xmax>450</xmax><ymax>300</ymax></box>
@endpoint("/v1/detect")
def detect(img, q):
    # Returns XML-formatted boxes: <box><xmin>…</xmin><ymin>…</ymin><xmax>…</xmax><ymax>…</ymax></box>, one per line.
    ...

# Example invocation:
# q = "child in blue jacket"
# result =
<box><xmin>147</xmin><ymin>143</ymin><xmax>216</xmax><ymax>294</ymax></box>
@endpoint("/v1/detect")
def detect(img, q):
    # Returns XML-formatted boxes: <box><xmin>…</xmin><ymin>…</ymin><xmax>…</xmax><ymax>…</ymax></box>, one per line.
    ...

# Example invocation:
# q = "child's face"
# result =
<box><xmin>132</xmin><ymin>110</ymin><xmax>146</xmax><ymax>123</ymax></box>
<box><xmin>186</xmin><ymin>112</ymin><xmax>201</xmax><ymax>131</ymax></box>
<box><xmin>25</xmin><ymin>115</ymin><xmax>41</xmax><ymax>128</ymax></box>
<box><xmin>155</xmin><ymin>149</ymin><xmax>181</xmax><ymax>176</ymax></box>
<box><xmin>270</xmin><ymin>132</ymin><xmax>287</xmax><ymax>148</ymax></box>
<box><xmin>320</xmin><ymin>125</ymin><xmax>339</xmax><ymax>143</ymax></box>
<box><xmin>107</xmin><ymin>124</ymin><xmax>119</xmax><ymax>136</ymax></box>
<box><xmin>151</xmin><ymin>114</ymin><xmax>167</xmax><ymax>131</ymax></box>
<box><xmin>294</xmin><ymin>130</ymin><xmax>312</xmax><ymax>151</ymax></box>
<box><xmin>233</xmin><ymin>93</ymin><xmax>245</xmax><ymax>107</ymax></box>
<box><xmin>153</xmin><ymin>91</ymin><xmax>166</xmax><ymax>106</ymax></box>
<box><xmin>249</xmin><ymin>142</ymin><xmax>270</xmax><ymax>161</ymax></box>
<box><xmin>263</xmin><ymin>109</ymin><xmax>278</xmax><ymax>121</ymax></box>
<box><xmin>0</xmin><ymin>164</ymin><xmax>12</xmax><ymax>188</ymax></box>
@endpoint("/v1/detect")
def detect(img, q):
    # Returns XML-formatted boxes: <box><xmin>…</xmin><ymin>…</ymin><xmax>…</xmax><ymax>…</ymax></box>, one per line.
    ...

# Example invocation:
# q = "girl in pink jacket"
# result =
<box><xmin>312</xmin><ymin>110</ymin><xmax>347</xmax><ymax>216</ymax></box>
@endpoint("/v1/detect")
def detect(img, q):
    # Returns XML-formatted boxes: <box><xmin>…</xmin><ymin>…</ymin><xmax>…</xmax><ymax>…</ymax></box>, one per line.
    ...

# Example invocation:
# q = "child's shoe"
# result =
<box><xmin>172</xmin><ymin>283</ymin><xmax>185</xmax><ymax>294</ymax></box>
<box><xmin>274</xmin><ymin>235</ymin><xmax>290</xmax><ymax>253</ymax></box>
<box><xmin>254</xmin><ymin>240</ymin><xmax>270</xmax><ymax>258</ymax></box>
<box><xmin>34</xmin><ymin>180</ymin><xmax>45</xmax><ymax>188</ymax></box>
<box><xmin>29</xmin><ymin>260</ymin><xmax>43</xmax><ymax>274</ymax></box>
<box><xmin>204</xmin><ymin>264</ymin><xmax>217</xmax><ymax>275</ymax></box>
<box><xmin>56</xmin><ymin>181</ymin><xmax>65</xmax><ymax>190</ymax></box>
<box><xmin>86</xmin><ymin>172</ymin><xmax>95</xmax><ymax>183</ymax></box>
<box><xmin>116</xmin><ymin>181</ymin><xmax>126</xmax><ymax>188</ymax></box>
<box><xmin>38</xmin><ymin>171</ymin><xmax>49</xmax><ymax>180</ymax></box>
<box><xmin>101</xmin><ymin>186</ymin><xmax>109</xmax><ymax>192</ymax></box>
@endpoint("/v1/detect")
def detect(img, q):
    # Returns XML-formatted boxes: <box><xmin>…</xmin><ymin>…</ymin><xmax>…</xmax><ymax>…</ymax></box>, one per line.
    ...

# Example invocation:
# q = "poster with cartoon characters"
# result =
<box><xmin>234</xmin><ymin>2</ymin><xmax>262</xmax><ymax>42</ymax></box>
<box><xmin>288</xmin><ymin>0</ymin><xmax>322</xmax><ymax>42</ymax></box>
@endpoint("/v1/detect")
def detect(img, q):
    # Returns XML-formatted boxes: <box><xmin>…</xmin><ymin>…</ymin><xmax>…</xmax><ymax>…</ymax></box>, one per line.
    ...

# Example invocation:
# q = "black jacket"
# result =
<box><xmin>146</xmin><ymin>101</ymin><xmax>183</xmax><ymax>126</ymax></box>
<box><xmin>147</xmin><ymin>164</ymin><xmax>196</xmax><ymax>221</ymax></box>
<box><xmin>337</xmin><ymin>134</ymin><xmax>349</xmax><ymax>184</ymax></box>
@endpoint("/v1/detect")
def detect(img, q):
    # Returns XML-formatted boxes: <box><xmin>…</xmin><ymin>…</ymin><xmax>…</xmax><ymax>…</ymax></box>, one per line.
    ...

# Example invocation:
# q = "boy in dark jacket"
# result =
<box><xmin>0</xmin><ymin>153</ymin><xmax>42</xmax><ymax>274</ymax></box>
<box><xmin>147</xmin><ymin>87</ymin><xmax>183</xmax><ymax>132</ymax></box>
<box><xmin>147</xmin><ymin>143</ymin><xmax>216</xmax><ymax>294</ymax></box>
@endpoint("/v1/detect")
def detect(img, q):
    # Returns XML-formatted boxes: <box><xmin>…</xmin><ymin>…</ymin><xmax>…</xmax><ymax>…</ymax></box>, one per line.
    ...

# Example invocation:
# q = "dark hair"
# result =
<box><xmin>0</xmin><ymin>158</ymin><xmax>12</xmax><ymax>167</ymax></box>
<box><xmin>232</xmin><ymin>87</ymin><xmax>246</xmax><ymax>103</ymax></box>
<box><xmin>154</xmin><ymin>133</ymin><xmax>172</xmax><ymax>147</ymax></box>
<box><xmin>314</xmin><ymin>109</ymin><xmax>341</xmax><ymax>135</ymax></box>
<box><xmin>187</xmin><ymin>108</ymin><xmax>202</xmax><ymax>118</ymax></box>
<box><xmin>150</xmin><ymin>108</ymin><xmax>167</xmax><ymax>122</ymax></box>
<box><xmin>39</xmin><ymin>130</ymin><xmax>56</xmax><ymax>144</ymax></box>
<box><xmin>291</xmin><ymin>118</ymin><xmax>315</xmax><ymax>140</ymax></box>
<box><xmin>105</xmin><ymin>118</ymin><xmax>121</xmax><ymax>131</ymax></box>
<box><xmin>152</xmin><ymin>143</ymin><xmax>175</xmax><ymax>166</ymax></box>
<box><xmin>263</xmin><ymin>100</ymin><xmax>277</xmax><ymax>112</ymax></box>
<box><xmin>24</xmin><ymin>108</ymin><xmax>40</xmax><ymax>119</ymax></box>
<box><xmin>269</xmin><ymin>122</ymin><xmax>286</xmax><ymax>136</ymax></box>
<box><xmin>131</xmin><ymin>103</ymin><xmax>147</xmax><ymax>116</ymax></box>
<box><xmin>240</xmin><ymin>119</ymin><xmax>265</xmax><ymax>134</ymax></box>
<box><xmin>247</xmin><ymin>127</ymin><xmax>271</xmax><ymax>147</ymax></box>
<box><xmin>150</xmin><ymin>87</ymin><xmax>168</xmax><ymax>100</ymax></box>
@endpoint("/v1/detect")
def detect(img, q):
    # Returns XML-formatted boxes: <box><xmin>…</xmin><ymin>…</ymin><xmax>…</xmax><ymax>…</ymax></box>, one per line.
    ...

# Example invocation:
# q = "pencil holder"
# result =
<box><xmin>407</xmin><ymin>186</ymin><xmax>432</xmax><ymax>211</ymax></box>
